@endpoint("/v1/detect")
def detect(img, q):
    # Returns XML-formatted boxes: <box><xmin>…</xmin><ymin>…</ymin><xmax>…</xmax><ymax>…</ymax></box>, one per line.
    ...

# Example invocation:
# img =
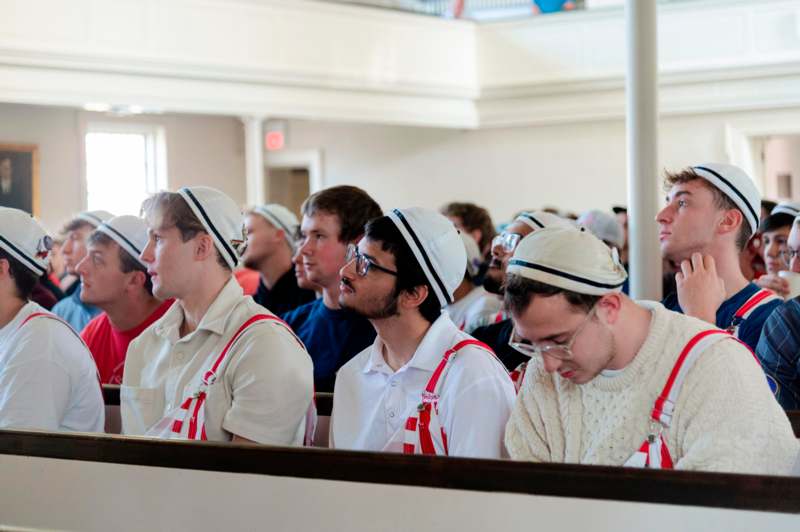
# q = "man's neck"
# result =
<box><xmin>372</xmin><ymin>313</ymin><xmax>433</xmax><ymax>372</ymax></box>
<box><xmin>682</xmin><ymin>244</ymin><xmax>749</xmax><ymax>299</ymax></box>
<box><xmin>321</xmin><ymin>283</ymin><xmax>341</xmax><ymax>310</ymax></box>
<box><xmin>607</xmin><ymin>301</ymin><xmax>653</xmax><ymax>371</ymax></box>
<box><xmin>0</xmin><ymin>296</ymin><xmax>26</xmax><ymax>330</ymax></box>
<box><xmin>259</xmin><ymin>251</ymin><xmax>293</xmax><ymax>290</ymax></box>
<box><xmin>102</xmin><ymin>293</ymin><xmax>164</xmax><ymax>332</ymax></box>
<box><xmin>178</xmin><ymin>273</ymin><xmax>230</xmax><ymax>337</ymax></box>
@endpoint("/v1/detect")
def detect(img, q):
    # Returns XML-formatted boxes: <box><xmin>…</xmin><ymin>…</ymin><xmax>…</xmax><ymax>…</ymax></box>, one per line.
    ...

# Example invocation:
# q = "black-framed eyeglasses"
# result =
<box><xmin>345</xmin><ymin>244</ymin><xmax>399</xmax><ymax>278</ymax></box>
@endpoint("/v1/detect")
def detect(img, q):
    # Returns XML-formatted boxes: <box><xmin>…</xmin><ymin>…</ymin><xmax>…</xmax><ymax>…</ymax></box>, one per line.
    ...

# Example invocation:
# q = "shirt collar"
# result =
<box><xmin>362</xmin><ymin>313</ymin><xmax>457</xmax><ymax>374</ymax></box>
<box><xmin>154</xmin><ymin>277</ymin><xmax>244</xmax><ymax>341</ymax></box>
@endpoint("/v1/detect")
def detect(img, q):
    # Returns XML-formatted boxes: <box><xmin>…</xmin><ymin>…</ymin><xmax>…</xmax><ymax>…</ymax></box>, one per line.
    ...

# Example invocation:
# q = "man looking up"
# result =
<box><xmin>0</xmin><ymin>207</ymin><xmax>104</xmax><ymax>432</ymax></box>
<box><xmin>242</xmin><ymin>204</ymin><xmax>316</xmax><ymax>315</ymax></box>
<box><xmin>52</xmin><ymin>210</ymin><xmax>114</xmax><ymax>331</ymax></box>
<box><xmin>504</xmin><ymin>226</ymin><xmax>798</xmax><ymax>474</ymax></box>
<box><xmin>122</xmin><ymin>186</ymin><xmax>313</xmax><ymax>445</ymax></box>
<box><xmin>657</xmin><ymin>163</ymin><xmax>782</xmax><ymax>351</ymax></box>
<box><xmin>76</xmin><ymin>215</ymin><xmax>172</xmax><ymax>384</ymax></box>
<box><xmin>283</xmin><ymin>186</ymin><xmax>382</xmax><ymax>392</ymax></box>
<box><xmin>331</xmin><ymin>207</ymin><xmax>514</xmax><ymax>457</ymax></box>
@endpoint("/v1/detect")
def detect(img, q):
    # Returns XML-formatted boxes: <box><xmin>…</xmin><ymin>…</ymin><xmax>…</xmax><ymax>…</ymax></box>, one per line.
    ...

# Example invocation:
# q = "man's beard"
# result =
<box><xmin>482</xmin><ymin>262</ymin><xmax>505</xmax><ymax>295</ymax></box>
<box><xmin>577</xmin><ymin>325</ymin><xmax>618</xmax><ymax>385</ymax></box>
<box><xmin>340</xmin><ymin>279</ymin><xmax>400</xmax><ymax>320</ymax></box>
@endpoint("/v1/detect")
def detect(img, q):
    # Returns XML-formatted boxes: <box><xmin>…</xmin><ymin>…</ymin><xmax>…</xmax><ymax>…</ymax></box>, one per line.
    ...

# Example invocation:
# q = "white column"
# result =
<box><xmin>626</xmin><ymin>0</ymin><xmax>661</xmax><ymax>300</ymax></box>
<box><xmin>241</xmin><ymin>115</ymin><xmax>266</xmax><ymax>206</ymax></box>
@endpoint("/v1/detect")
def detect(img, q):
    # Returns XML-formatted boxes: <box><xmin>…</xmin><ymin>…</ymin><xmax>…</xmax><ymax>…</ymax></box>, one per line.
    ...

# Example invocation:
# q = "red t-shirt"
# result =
<box><xmin>81</xmin><ymin>300</ymin><xmax>173</xmax><ymax>384</ymax></box>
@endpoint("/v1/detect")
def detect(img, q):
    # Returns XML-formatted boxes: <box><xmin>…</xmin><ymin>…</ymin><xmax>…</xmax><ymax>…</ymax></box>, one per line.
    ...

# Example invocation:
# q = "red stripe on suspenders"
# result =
<box><xmin>652</xmin><ymin>329</ymin><xmax>727</xmax><ymax>423</ymax></box>
<box><xmin>735</xmin><ymin>289</ymin><xmax>774</xmax><ymax>319</ymax></box>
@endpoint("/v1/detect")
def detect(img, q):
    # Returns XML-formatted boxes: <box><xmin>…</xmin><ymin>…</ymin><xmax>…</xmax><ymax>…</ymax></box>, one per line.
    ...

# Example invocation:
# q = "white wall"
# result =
<box><xmin>0</xmin><ymin>102</ymin><xmax>245</xmax><ymax>231</ymax></box>
<box><xmin>285</xmin><ymin>107</ymin><xmax>794</xmax><ymax>224</ymax></box>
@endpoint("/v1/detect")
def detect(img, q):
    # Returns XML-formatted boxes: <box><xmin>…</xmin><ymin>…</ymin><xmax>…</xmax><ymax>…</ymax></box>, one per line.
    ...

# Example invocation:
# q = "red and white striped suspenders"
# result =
<box><xmin>402</xmin><ymin>338</ymin><xmax>504</xmax><ymax>456</ymax></box>
<box><xmin>727</xmin><ymin>289</ymin><xmax>781</xmax><ymax>338</ymax></box>
<box><xmin>169</xmin><ymin>313</ymin><xmax>306</xmax><ymax>441</ymax></box>
<box><xmin>629</xmin><ymin>329</ymin><xmax>732</xmax><ymax>469</ymax></box>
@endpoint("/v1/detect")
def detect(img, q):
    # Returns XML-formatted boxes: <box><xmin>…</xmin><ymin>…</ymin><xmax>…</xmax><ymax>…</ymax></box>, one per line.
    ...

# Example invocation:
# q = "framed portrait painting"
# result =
<box><xmin>0</xmin><ymin>144</ymin><xmax>39</xmax><ymax>216</ymax></box>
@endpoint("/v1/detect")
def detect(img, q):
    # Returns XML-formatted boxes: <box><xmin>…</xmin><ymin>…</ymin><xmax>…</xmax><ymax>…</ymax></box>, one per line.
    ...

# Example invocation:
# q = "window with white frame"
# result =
<box><xmin>84</xmin><ymin>123</ymin><xmax>167</xmax><ymax>216</ymax></box>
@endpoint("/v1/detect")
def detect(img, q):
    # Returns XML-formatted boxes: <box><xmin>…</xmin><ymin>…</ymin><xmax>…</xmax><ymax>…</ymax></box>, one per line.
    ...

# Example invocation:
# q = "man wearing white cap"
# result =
<box><xmin>242</xmin><ymin>204</ymin><xmax>316</xmax><ymax>316</ymax></box>
<box><xmin>578</xmin><ymin>209</ymin><xmax>629</xmax><ymax>294</ymax></box>
<box><xmin>657</xmin><ymin>164</ymin><xmax>782</xmax><ymax>351</ymax></box>
<box><xmin>76</xmin><ymin>216</ymin><xmax>173</xmax><ymax>384</ymax></box>
<box><xmin>331</xmin><ymin>208</ymin><xmax>515</xmax><ymax>457</ymax></box>
<box><xmin>473</xmin><ymin>211</ymin><xmax>573</xmax><ymax>373</ymax></box>
<box><xmin>444</xmin><ymin>232</ymin><xmax>503</xmax><ymax>333</ymax></box>
<box><xmin>0</xmin><ymin>207</ymin><xmax>104</xmax><ymax>432</ymax></box>
<box><xmin>52</xmin><ymin>210</ymin><xmax>114</xmax><ymax>332</ymax></box>
<box><xmin>504</xmin><ymin>226</ymin><xmax>798</xmax><ymax>474</ymax></box>
<box><xmin>121</xmin><ymin>187</ymin><xmax>314</xmax><ymax>445</ymax></box>
<box><xmin>754</xmin><ymin>201</ymin><xmax>800</xmax><ymax>298</ymax></box>
<box><xmin>283</xmin><ymin>186</ymin><xmax>382</xmax><ymax>392</ymax></box>
<box><xmin>756</xmin><ymin>214</ymin><xmax>800</xmax><ymax>410</ymax></box>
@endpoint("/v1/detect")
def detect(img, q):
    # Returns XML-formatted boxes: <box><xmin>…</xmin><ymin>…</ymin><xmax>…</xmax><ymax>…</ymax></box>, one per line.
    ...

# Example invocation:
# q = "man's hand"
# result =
<box><xmin>676</xmin><ymin>253</ymin><xmax>726</xmax><ymax>325</ymax></box>
<box><xmin>755</xmin><ymin>273</ymin><xmax>789</xmax><ymax>298</ymax></box>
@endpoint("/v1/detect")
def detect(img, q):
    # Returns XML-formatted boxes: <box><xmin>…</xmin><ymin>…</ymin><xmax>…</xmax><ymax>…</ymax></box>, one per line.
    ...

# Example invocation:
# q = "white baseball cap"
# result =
<box><xmin>577</xmin><ymin>209</ymin><xmax>625</xmax><ymax>249</ymax></box>
<box><xmin>459</xmin><ymin>230</ymin><xmax>483</xmax><ymax>279</ymax></box>
<box><xmin>771</xmin><ymin>201</ymin><xmax>800</xmax><ymax>218</ymax></box>
<box><xmin>178</xmin><ymin>186</ymin><xmax>245</xmax><ymax>269</ymax></box>
<box><xmin>251</xmin><ymin>204</ymin><xmax>300</xmax><ymax>248</ymax></box>
<box><xmin>76</xmin><ymin>210</ymin><xmax>114</xmax><ymax>228</ymax></box>
<box><xmin>387</xmin><ymin>207</ymin><xmax>466</xmax><ymax>308</ymax></box>
<box><xmin>508</xmin><ymin>226</ymin><xmax>628</xmax><ymax>296</ymax></box>
<box><xmin>514</xmin><ymin>211</ymin><xmax>573</xmax><ymax>231</ymax></box>
<box><xmin>0</xmin><ymin>207</ymin><xmax>52</xmax><ymax>276</ymax></box>
<box><xmin>96</xmin><ymin>215</ymin><xmax>149</xmax><ymax>268</ymax></box>
<box><xmin>691</xmin><ymin>163</ymin><xmax>761</xmax><ymax>234</ymax></box>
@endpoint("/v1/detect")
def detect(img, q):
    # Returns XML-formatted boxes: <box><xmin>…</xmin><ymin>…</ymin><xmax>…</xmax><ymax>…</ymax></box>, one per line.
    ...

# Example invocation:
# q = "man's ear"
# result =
<box><xmin>717</xmin><ymin>208</ymin><xmax>744</xmax><ymax>238</ymax></box>
<box><xmin>596</xmin><ymin>293</ymin><xmax>623</xmax><ymax>325</ymax></box>
<box><xmin>400</xmin><ymin>284</ymin><xmax>430</xmax><ymax>311</ymax></box>
<box><xmin>194</xmin><ymin>233</ymin><xmax>216</xmax><ymax>262</ymax></box>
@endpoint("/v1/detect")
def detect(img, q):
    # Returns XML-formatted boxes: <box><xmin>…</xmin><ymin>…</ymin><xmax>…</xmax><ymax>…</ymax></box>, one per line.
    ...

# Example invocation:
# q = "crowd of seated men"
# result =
<box><xmin>0</xmin><ymin>161</ymin><xmax>799</xmax><ymax>474</ymax></box>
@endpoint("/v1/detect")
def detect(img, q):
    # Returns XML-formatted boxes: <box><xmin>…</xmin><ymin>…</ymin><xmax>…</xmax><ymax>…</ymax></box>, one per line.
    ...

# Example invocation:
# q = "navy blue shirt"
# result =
<box><xmin>471</xmin><ymin>318</ymin><xmax>529</xmax><ymax>373</ymax></box>
<box><xmin>252</xmin><ymin>266</ymin><xmax>316</xmax><ymax>317</ymax></box>
<box><xmin>282</xmin><ymin>299</ymin><xmax>376</xmax><ymax>392</ymax></box>
<box><xmin>756</xmin><ymin>299</ymin><xmax>800</xmax><ymax>410</ymax></box>
<box><xmin>662</xmin><ymin>282</ymin><xmax>781</xmax><ymax>352</ymax></box>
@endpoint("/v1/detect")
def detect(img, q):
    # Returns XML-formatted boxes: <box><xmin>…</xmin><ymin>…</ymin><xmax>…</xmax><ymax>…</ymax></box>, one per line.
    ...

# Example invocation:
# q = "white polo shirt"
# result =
<box><xmin>331</xmin><ymin>313</ymin><xmax>515</xmax><ymax>458</ymax></box>
<box><xmin>121</xmin><ymin>277</ymin><xmax>314</xmax><ymax>445</ymax></box>
<box><xmin>0</xmin><ymin>301</ymin><xmax>104</xmax><ymax>432</ymax></box>
<box><xmin>445</xmin><ymin>286</ymin><xmax>503</xmax><ymax>333</ymax></box>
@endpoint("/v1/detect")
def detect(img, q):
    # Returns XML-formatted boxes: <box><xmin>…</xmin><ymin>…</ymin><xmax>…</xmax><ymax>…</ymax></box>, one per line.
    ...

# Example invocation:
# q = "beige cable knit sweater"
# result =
<box><xmin>505</xmin><ymin>302</ymin><xmax>800</xmax><ymax>475</ymax></box>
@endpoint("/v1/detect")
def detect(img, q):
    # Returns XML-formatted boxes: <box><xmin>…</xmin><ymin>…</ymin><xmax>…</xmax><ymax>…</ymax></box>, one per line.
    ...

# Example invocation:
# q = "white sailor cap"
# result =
<box><xmin>178</xmin><ymin>186</ymin><xmax>245</xmax><ymax>269</ymax></box>
<box><xmin>96</xmin><ymin>215</ymin><xmax>149</xmax><ymax>268</ymax></box>
<box><xmin>251</xmin><ymin>204</ymin><xmax>300</xmax><ymax>248</ymax></box>
<box><xmin>0</xmin><ymin>207</ymin><xmax>52</xmax><ymax>276</ymax></box>
<box><xmin>387</xmin><ymin>207</ymin><xmax>466</xmax><ymax>308</ymax></box>
<box><xmin>691</xmin><ymin>163</ymin><xmax>761</xmax><ymax>234</ymax></box>
<box><xmin>76</xmin><ymin>210</ymin><xmax>114</xmax><ymax>228</ymax></box>
<box><xmin>507</xmin><ymin>226</ymin><xmax>628</xmax><ymax>296</ymax></box>
<box><xmin>577</xmin><ymin>209</ymin><xmax>625</xmax><ymax>249</ymax></box>
<box><xmin>514</xmin><ymin>211</ymin><xmax>573</xmax><ymax>231</ymax></box>
<box><xmin>771</xmin><ymin>201</ymin><xmax>800</xmax><ymax>218</ymax></box>
<box><xmin>459</xmin><ymin>230</ymin><xmax>483</xmax><ymax>279</ymax></box>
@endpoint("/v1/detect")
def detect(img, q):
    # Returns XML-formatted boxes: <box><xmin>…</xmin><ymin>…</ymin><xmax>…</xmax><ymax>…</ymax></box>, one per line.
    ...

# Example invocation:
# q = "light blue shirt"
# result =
<box><xmin>51</xmin><ymin>282</ymin><xmax>101</xmax><ymax>333</ymax></box>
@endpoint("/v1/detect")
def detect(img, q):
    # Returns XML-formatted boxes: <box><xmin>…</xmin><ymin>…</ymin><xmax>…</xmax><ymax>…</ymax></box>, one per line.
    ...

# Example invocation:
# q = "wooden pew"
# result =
<box><xmin>0</xmin><ymin>429</ymin><xmax>798</xmax><ymax>531</ymax></box>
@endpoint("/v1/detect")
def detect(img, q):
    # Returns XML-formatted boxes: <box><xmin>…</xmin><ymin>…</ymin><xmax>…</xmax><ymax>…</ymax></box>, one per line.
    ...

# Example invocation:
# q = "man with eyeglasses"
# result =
<box><xmin>756</xmin><ymin>214</ymin><xmax>800</xmax><ymax>410</ymax></box>
<box><xmin>755</xmin><ymin>202</ymin><xmax>800</xmax><ymax>299</ymax></box>
<box><xmin>331</xmin><ymin>208</ymin><xmax>515</xmax><ymax>457</ymax></box>
<box><xmin>504</xmin><ymin>225</ymin><xmax>798</xmax><ymax>474</ymax></box>
<box><xmin>473</xmin><ymin>211</ymin><xmax>572</xmax><ymax>374</ymax></box>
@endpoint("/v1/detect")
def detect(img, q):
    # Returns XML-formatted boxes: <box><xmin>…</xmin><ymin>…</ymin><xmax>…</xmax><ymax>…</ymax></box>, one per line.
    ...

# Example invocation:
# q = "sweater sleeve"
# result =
<box><xmin>672</xmin><ymin>337</ymin><xmax>800</xmax><ymax>475</ymax></box>
<box><xmin>504</xmin><ymin>364</ymin><xmax>555</xmax><ymax>462</ymax></box>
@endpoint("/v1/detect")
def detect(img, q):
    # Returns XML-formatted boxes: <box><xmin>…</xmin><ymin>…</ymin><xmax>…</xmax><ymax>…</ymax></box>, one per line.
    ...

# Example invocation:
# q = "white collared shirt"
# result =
<box><xmin>330</xmin><ymin>313</ymin><xmax>515</xmax><ymax>458</ymax></box>
<box><xmin>121</xmin><ymin>277</ymin><xmax>314</xmax><ymax>445</ymax></box>
<box><xmin>0</xmin><ymin>301</ymin><xmax>104</xmax><ymax>432</ymax></box>
<box><xmin>445</xmin><ymin>286</ymin><xmax>503</xmax><ymax>333</ymax></box>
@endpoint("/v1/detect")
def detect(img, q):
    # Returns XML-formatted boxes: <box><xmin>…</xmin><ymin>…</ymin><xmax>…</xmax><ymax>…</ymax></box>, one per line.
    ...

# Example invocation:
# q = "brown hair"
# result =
<box><xmin>664</xmin><ymin>168</ymin><xmax>753</xmax><ymax>251</ymax></box>
<box><xmin>300</xmin><ymin>185</ymin><xmax>382</xmax><ymax>243</ymax></box>
<box><xmin>440</xmin><ymin>202</ymin><xmax>496</xmax><ymax>253</ymax></box>
<box><xmin>504</xmin><ymin>275</ymin><xmax>600</xmax><ymax>317</ymax></box>
<box><xmin>141</xmin><ymin>192</ymin><xmax>230</xmax><ymax>270</ymax></box>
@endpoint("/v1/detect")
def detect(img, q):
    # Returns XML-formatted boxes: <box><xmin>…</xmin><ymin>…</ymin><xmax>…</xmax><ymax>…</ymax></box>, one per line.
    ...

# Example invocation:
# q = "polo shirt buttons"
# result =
<box><xmin>388</xmin><ymin>411</ymin><xmax>396</xmax><ymax>418</ymax></box>
<box><xmin>391</xmin><ymin>381</ymin><xmax>398</xmax><ymax>387</ymax></box>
